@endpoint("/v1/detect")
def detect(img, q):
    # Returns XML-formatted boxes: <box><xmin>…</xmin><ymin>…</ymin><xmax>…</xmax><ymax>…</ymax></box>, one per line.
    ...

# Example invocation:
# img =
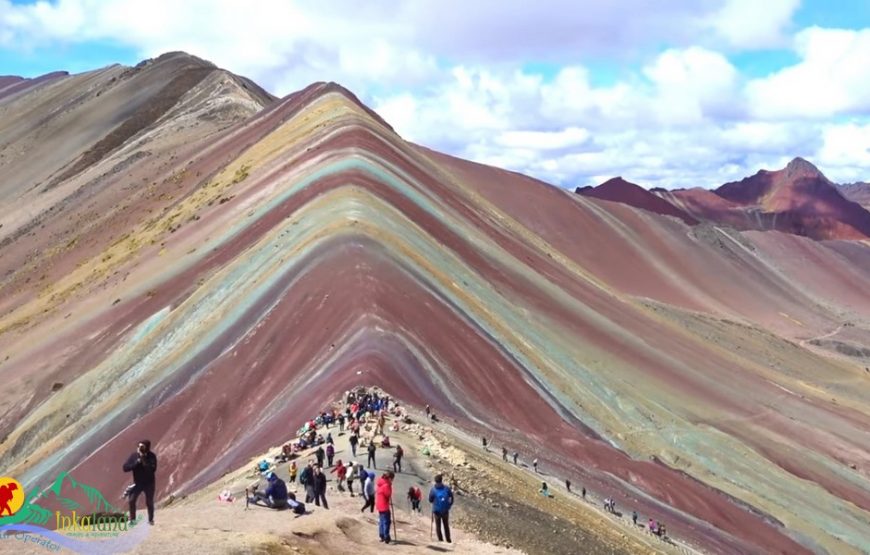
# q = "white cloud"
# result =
<box><xmin>1</xmin><ymin>1</ymin><xmax>869</xmax><ymax>188</ymax></box>
<box><xmin>711</xmin><ymin>0</ymin><xmax>800</xmax><ymax>49</ymax></box>
<box><xmin>746</xmin><ymin>27</ymin><xmax>870</xmax><ymax>118</ymax></box>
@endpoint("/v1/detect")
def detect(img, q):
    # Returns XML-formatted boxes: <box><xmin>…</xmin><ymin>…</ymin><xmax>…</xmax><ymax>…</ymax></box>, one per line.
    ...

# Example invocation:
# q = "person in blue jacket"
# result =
<box><xmin>428</xmin><ymin>474</ymin><xmax>454</xmax><ymax>543</ymax></box>
<box><xmin>250</xmin><ymin>472</ymin><xmax>289</xmax><ymax>509</ymax></box>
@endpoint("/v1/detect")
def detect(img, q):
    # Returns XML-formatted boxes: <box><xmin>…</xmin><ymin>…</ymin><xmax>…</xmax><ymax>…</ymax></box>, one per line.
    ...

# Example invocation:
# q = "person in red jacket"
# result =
<box><xmin>375</xmin><ymin>471</ymin><xmax>394</xmax><ymax>544</ymax></box>
<box><xmin>330</xmin><ymin>460</ymin><xmax>347</xmax><ymax>491</ymax></box>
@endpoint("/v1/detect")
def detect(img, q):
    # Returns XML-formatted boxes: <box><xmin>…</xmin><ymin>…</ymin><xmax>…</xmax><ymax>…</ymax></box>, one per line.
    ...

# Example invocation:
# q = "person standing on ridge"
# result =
<box><xmin>349</xmin><ymin>433</ymin><xmax>359</xmax><ymax>457</ymax></box>
<box><xmin>300</xmin><ymin>462</ymin><xmax>315</xmax><ymax>503</ymax></box>
<box><xmin>315</xmin><ymin>445</ymin><xmax>325</xmax><ymax>468</ymax></box>
<box><xmin>581</xmin><ymin>486</ymin><xmax>586</xmax><ymax>500</ymax></box>
<box><xmin>407</xmin><ymin>485</ymin><xmax>422</xmax><ymax>513</ymax></box>
<box><xmin>122</xmin><ymin>440</ymin><xmax>158</xmax><ymax>525</ymax></box>
<box><xmin>326</xmin><ymin>443</ymin><xmax>335</xmax><ymax>467</ymax></box>
<box><xmin>533</xmin><ymin>458</ymin><xmax>538</xmax><ymax>473</ymax></box>
<box><xmin>361</xmin><ymin>471</ymin><xmax>376</xmax><ymax>513</ymax></box>
<box><xmin>288</xmin><ymin>461</ymin><xmax>298</xmax><ymax>485</ymax></box>
<box><xmin>428</xmin><ymin>473</ymin><xmax>454</xmax><ymax>543</ymax></box>
<box><xmin>566</xmin><ymin>479</ymin><xmax>571</xmax><ymax>493</ymax></box>
<box><xmin>393</xmin><ymin>445</ymin><xmax>404</xmax><ymax>473</ymax></box>
<box><xmin>375</xmin><ymin>471</ymin><xmax>395</xmax><ymax>544</ymax></box>
<box><xmin>367</xmin><ymin>441</ymin><xmax>377</xmax><ymax>469</ymax></box>
<box><xmin>313</xmin><ymin>466</ymin><xmax>329</xmax><ymax>509</ymax></box>
<box><xmin>512</xmin><ymin>451</ymin><xmax>518</xmax><ymax>465</ymax></box>
<box><xmin>502</xmin><ymin>447</ymin><xmax>508</xmax><ymax>462</ymax></box>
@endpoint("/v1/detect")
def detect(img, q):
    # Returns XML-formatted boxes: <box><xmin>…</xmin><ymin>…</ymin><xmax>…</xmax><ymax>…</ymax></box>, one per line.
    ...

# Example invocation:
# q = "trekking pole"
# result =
<box><xmin>430</xmin><ymin>510</ymin><xmax>434</xmax><ymax>541</ymax></box>
<box><xmin>390</xmin><ymin>497</ymin><xmax>398</xmax><ymax>541</ymax></box>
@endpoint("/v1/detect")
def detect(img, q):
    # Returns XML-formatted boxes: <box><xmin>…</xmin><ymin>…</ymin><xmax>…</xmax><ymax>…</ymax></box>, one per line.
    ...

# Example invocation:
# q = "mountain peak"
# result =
<box><xmin>784</xmin><ymin>157</ymin><xmax>824</xmax><ymax>180</ymax></box>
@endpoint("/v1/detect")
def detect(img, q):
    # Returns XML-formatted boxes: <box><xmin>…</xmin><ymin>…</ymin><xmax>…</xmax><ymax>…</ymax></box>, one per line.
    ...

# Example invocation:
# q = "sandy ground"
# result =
<box><xmin>11</xmin><ymin>396</ymin><xmax>692</xmax><ymax>554</ymax></box>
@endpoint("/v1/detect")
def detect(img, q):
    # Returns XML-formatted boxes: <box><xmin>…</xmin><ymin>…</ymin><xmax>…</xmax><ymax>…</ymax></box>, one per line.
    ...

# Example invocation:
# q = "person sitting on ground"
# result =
<box><xmin>407</xmin><ymin>485</ymin><xmax>422</xmax><ymax>512</ymax></box>
<box><xmin>380</xmin><ymin>435</ymin><xmax>391</xmax><ymax>448</ymax></box>
<box><xmin>316</xmin><ymin>433</ymin><xmax>325</xmax><ymax>446</ymax></box>
<box><xmin>539</xmin><ymin>481</ymin><xmax>553</xmax><ymax>498</ymax></box>
<box><xmin>390</xmin><ymin>419</ymin><xmax>400</xmax><ymax>432</ymax></box>
<box><xmin>658</xmin><ymin>522</ymin><xmax>667</xmax><ymax>538</ymax></box>
<box><xmin>249</xmin><ymin>472</ymin><xmax>289</xmax><ymax>509</ymax></box>
<box><xmin>326</xmin><ymin>432</ymin><xmax>334</xmax><ymax>445</ymax></box>
<box><xmin>649</xmin><ymin>518</ymin><xmax>658</xmax><ymax>535</ymax></box>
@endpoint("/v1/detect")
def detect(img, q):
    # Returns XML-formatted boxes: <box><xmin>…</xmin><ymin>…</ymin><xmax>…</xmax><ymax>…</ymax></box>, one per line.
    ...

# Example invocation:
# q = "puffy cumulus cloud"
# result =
<box><xmin>709</xmin><ymin>0</ymin><xmax>800</xmax><ymax>49</ymax></box>
<box><xmin>0</xmin><ymin>1</ymin><xmax>868</xmax><ymax>188</ymax></box>
<box><xmin>816</xmin><ymin>123</ymin><xmax>870</xmax><ymax>182</ymax></box>
<box><xmin>746</xmin><ymin>27</ymin><xmax>870</xmax><ymax>119</ymax></box>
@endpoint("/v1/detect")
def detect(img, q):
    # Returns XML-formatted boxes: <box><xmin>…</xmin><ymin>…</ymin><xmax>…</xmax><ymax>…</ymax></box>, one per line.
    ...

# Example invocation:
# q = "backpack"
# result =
<box><xmin>326</xmin><ymin>444</ymin><xmax>335</xmax><ymax>456</ymax></box>
<box><xmin>432</xmin><ymin>485</ymin><xmax>452</xmax><ymax>513</ymax></box>
<box><xmin>299</xmin><ymin>467</ymin><xmax>311</xmax><ymax>485</ymax></box>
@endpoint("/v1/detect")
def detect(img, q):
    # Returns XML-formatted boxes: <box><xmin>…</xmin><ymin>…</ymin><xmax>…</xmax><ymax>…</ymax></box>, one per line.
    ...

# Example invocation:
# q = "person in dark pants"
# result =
<box><xmin>313</xmin><ymin>466</ymin><xmax>329</xmax><ymax>509</ymax></box>
<box><xmin>123</xmin><ymin>440</ymin><xmax>158</xmax><ymax>525</ymax></box>
<box><xmin>367</xmin><ymin>442</ymin><xmax>377</xmax><ymax>469</ymax></box>
<box><xmin>315</xmin><ymin>445</ymin><xmax>325</xmax><ymax>468</ymax></box>
<box><xmin>376</xmin><ymin>471</ymin><xmax>394</xmax><ymax>543</ymax></box>
<box><xmin>428</xmin><ymin>473</ymin><xmax>454</xmax><ymax>543</ymax></box>
<box><xmin>361</xmin><ymin>471</ymin><xmax>376</xmax><ymax>512</ymax></box>
<box><xmin>349</xmin><ymin>433</ymin><xmax>359</xmax><ymax>457</ymax></box>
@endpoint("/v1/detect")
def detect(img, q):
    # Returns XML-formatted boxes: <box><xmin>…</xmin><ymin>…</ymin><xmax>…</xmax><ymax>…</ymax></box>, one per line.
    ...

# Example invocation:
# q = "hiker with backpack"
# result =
<box><xmin>313</xmin><ymin>466</ymin><xmax>329</xmax><ymax>509</ymax></box>
<box><xmin>429</xmin><ymin>473</ymin><xmax>454</xmax><ymax>543</ymax></box>
<box><xmin>407</xmin><ymin>485</ymin><xmax>422</xmax><ymax>512</ymax></box>
<box><xmin>248</xmin><ymin>472</ymin><xmax>289</xmax><ymax>509</ymax></box>
<box><xmin>300</xmin><ymin>462</ymin><xmax>314</xmax><ymax>503</ymax></box>
<box><xmin>393</xmin><ymin>445</ymin><xmax>404</xmax><ymax>473</ymax></box>
<box><xmin>367</xmin><ymin>441</ymin><xmax>377</xmax><ymax>468</ymax></box>
<box><xmin>361</xmin><ymin>471</ymin><xmax>376</xmax><ymax>513</ymax></box>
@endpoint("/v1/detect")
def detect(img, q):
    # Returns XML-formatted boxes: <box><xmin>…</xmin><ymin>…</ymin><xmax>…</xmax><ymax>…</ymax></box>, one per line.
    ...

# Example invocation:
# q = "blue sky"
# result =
<box><xmin>1</xmin><ymin>0</ymin><xmax>869</xmax><ymax>188</ymax></box>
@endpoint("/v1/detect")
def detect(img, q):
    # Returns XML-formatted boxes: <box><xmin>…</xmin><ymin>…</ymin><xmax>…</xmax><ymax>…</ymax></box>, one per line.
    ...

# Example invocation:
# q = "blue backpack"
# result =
<box><xmin>432</xmin><ymin>485</ymin><xmax>452</xmax><ymax>513</ymax></box>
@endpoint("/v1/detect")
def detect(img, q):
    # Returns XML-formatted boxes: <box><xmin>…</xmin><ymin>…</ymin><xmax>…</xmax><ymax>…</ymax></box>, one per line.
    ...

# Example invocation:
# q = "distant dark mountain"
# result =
<box><xmin>839</xmin><ymin>182</ymin><xmax>870</xmax><ymax>210</ymax></box>
<box><xmin>576</xmin><ymin>177</ymin><xmax>699</xmax><ymax>225</ymax></box>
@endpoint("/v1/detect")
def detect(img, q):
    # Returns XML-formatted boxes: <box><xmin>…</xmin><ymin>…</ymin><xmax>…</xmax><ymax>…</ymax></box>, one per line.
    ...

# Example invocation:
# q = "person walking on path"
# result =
<box><xmin>533</xmin><ymin>458</ymin><xmax>538</xmax><ymax>473</ymax></box>
<box><xmin>367</xmin><ymin>441</ymin><xmax>377</xmax><ymax>469</ymax></box>
<box><xmin>122</xmin><ymin>439</ymin><xmax>158</xmax><ymax>525</ymax></box>
<box><xmin>376</xmin><ymin>471</ymin><xmax>395</xmax><ymax>544</ymax></box>
<box><xmin>393</xmin><ymin>445</ymin><xmax>404</xmax><ymax>473</ymax></box>
<box><xmin>346</xmin><ymin>462</ymin><xmax>357</xmax><ymax>496</ymax></box>
<box><xmin>566</xmin><ymin>479</ymin><xmax>571</xmax><ymax>493</ymax></box>
<box><xmin>582</xmin><ymin>486</ymin><xmax>586</xmax><ymax>500</ymax></box>
<box><xmin>632</xmin><ymin>510</ymin><xmax>638</xmax><ymax>525</ymax></box>
<box><xmin>361</xmin><ymin>471</ymin><xmax>376</xmax><ymax>513</ymax></box>
<box><xmin>315</xmin><ymin>445</ymin><xmax>325</xmax><ymax>468</ymax></box>
<box><xmin>326</xmin><ymin>443</ymin><xmax>335</xmax><ymax>467</ymax></box>
<box><xmin>428</xmin><ymin>473</ymin><xmax>454</xmax><ymax>543</ymax></box>
<box><xmin>350</xmin><ymin>433</ymin><xmax>359</xmax><ymax>457</ymax></box>
<box><xmin>331</xmin><ymin>460</ymin><xmax>347</xmax><ymax>491</ymax></box>
<box><xmin>313</xmin><ymin>466</ymin><xmax>329</xmax><ymax>509</ymax></box>
<box><xmin>512</xmin><ymin>452</ymin><xmax>518</xmax><ymax>465</ymax></box>
<box><xmin>502</xmin><ymin>447</ymin><xmax>508</xmax><ymax>462</ymax></box>
<box><xmin>407</xmin><ymin>485</ymin><xmax>422</xmax><ymax>512</ymax></box>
